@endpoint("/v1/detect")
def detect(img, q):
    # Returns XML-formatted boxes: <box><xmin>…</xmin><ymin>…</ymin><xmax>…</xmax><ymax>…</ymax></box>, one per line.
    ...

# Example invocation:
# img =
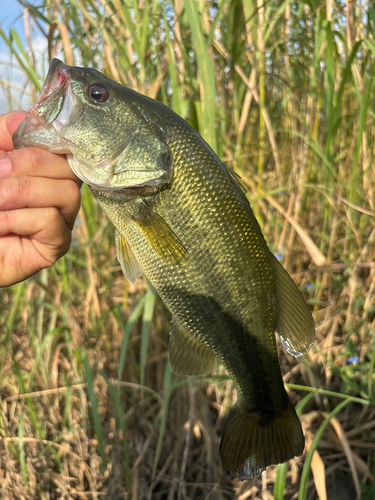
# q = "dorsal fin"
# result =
<box><xmin>273</xmin><ymin>255</ymin><xmax>315</xmax><ymax>357</ymax></box>
<box><xmin>169</xmin><ymin>318</ymin><xmax>216</xmax><ymax>375</ymax></box>
<box><xmin>224</xmin><ymin>164</ymin><xmax>249</xmax><ymax>204</ymax></box>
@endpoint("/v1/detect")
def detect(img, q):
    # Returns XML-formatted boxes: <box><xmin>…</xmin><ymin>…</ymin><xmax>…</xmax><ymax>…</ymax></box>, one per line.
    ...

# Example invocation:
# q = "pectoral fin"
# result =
<box><xmin>169</xmin><ymin>319</ymin><xmax>216</xmax><ymax>375</ymax></box>
<box><xmin>134</xmin><ymin>204</ymin><xmax>188</xmax><ymax>264</ymax></box>
<box><xmin>115</xmin><ymin>229</ymin><xmax>143</xmax><ymax>284</ymax></box>
<box><xmin>274</xmin><ymin>255</ymin><xmax>315</xmax><ymax>357</ymax></box>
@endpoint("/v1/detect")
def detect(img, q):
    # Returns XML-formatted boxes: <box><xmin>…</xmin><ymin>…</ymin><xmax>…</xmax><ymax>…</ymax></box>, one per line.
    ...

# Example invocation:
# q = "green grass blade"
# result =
<box><xmin>351</xmin><ymin>68</ymin><xmax>373</xmax><ymax>202</ymax></box>
<box><xmin>263</xmin><ymin>0</ymin><xmax>294</xmax><ymax>45</ymax></box>
<box><xmin>326</xmin><ymin>40</ymin><xmax>362</xmax><ymax>148</ymax></box>
<box><xmin>117</xmin><ymin>0</ymin><xmax>142</xmax><ymax>60</ymax></box>
<box><xmin>278</xmin><ymin>129</ymin><xmax>338</xmax><ymax>181</ymax></box>
<box><xmin>117</xmin><ymin>293</ymin><xmax>147</xmax><ymax>382</ymax></box>
<box><xmin>19</xmin><ymin>1</ymin><xmax>50</xmax><ymax>24</ymax></box>
<box><xmin>6</xmin><ymin>281</ymin><xmax>26</xmax><ymax>334</ymax></box>
<box><xmin>286</xmin><ymin>384</ymin><xmax>370</xmax><ymax>407</ymax></box>
<box><xmin>152</xmin><ymin>359</ymin><xmax>172</xmax><ymax>474</ymax></box>
<box><xmin>0</xmin><ymin>281</ymin><xmax>26</xmax><ymax>372</ymax></box>
<box><xmin>140</xmin><ymin>285</ymin><xmax>157</xmax><ymax>387</ymax></box>
<box><xmin>367</xmin><ymin>347</ymin><xmax>375</xmax><ymax>402</ymax></box>
<box><xmin>321</xmin><ymin>20</ymin><xmax>335</xmax><ymax>138</ymax></box>
<box><xmin>139</xmin><ymin>0</ymin><xmax>150</xmax><ymax>61</ymax></box>
<box><xmin>13</xmin><ymin>361</ymin><xmax>45</xmax><ymax>440</ymax></box>
<box><xmin>83</xmin><ymin>352</ymin><xmax>107</xmax><ymax>468</ymax></box>
<box><xmin>162</xmin><ymin>2</ymin><xmax>182</xmax><ymax>115</ymax></box>
<box><xmin>298</xmin><ymin>398</ymin><xmax>352</xmax><ymax>500</ymax></box>
<box><xmin>18</xmin><ymin>412</ymin><xmax>28</xmax><ymax>487</ymax></box>
<box><xmin>0</xmin><ymin>27</ymin><xmax>42</xmax><ymax>91</ymax></box>
<box><xmin>273</xmin><ymin>461</ymin><xmax>288</xmax><ymax>500</ymax></box>
<box><xmin>28</xmin><ymin>328</ymin><xmax>61</xmax><ymax>386</ymax></box>
<box><xmin>99</xmin><ymin>370</ymin><xmax>130</xmax><ymax>486</ymax></box>
<box><xmin>185</xmin><ymin>0</ymin><xmax>217</xmax><ymax>153</ymax></box>
<box><xmin>67</xmin><ymin>0</ymin><xmax>100</xmax><ymax>29</ymax></box>
<box><xmin>273</xmin><ymin>390</ymin><xmax>317</xmax><ymax>499</ymax></box>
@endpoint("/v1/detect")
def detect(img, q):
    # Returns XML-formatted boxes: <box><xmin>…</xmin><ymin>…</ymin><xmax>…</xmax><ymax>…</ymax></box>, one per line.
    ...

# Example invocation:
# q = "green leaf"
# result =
<box><xmin>185</xmin><ymin>0</ymin><xmax>217</xmax><ymax>153</ymax></box>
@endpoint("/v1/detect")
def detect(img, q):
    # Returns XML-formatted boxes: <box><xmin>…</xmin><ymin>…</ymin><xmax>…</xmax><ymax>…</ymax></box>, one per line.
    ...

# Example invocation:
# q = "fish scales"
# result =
<box><xmin>13</xmin><ymin>59</ymin><xmax>315</xmax><ymax>479</ymax></box>
<box><xmin>96</xmin><ymin>104</ymin><xmax>283</xmax><ymax>401</ymax></box>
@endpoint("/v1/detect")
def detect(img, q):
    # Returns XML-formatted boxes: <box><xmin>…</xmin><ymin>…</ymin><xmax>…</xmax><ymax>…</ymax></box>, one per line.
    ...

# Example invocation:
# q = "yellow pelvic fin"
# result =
<box><xmin>169</xmin><ymin>319</ymin><xmax>216</xmax><ymax>375</ymax></box>
<box><xmin>115</xmin><ymin>229</ymin><xmax>143</xmax><ymax>284</ymax></box>
<box><xmin>134</xmin><ymin>205</ymin><xmax>188</xmax><ymax>264</ymax></box>
<box><xmin>274</xmin><ymin>256</ymin><xmax>315</xmax><ymax>357</ymax></box>
<box><xmin>220</xmin><ymin>400</ymin><xmax>304</xmax><ymax>480</ymax></box>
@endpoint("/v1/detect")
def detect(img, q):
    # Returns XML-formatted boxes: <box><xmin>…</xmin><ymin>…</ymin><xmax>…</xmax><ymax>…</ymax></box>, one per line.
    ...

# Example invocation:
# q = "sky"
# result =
<box><xmin>0</xmin><ymin>0</ymin><xmax>26</xmax><ymax>36</ymax></box>
<box><xmin>0</xmin><ymin>0</ymin><xmax>43</xmax><ymax>114</ymax></box>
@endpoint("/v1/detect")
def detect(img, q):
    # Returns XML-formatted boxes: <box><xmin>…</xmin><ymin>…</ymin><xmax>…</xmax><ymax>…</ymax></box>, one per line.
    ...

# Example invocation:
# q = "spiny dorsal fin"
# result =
<box><xmin>169</xmin><ymin>318</ymin><xmax>216</xmax><ymax>375</ymax></box>
<box><xmin>134</xmin><ymin>205</ymin><xmax>188</xmax><ymax>263</ymax></box>
<box><xmin>224</xmin><ymin>164</ymin><xmax>249</xmax><ymax>203</ymax></box>
<box><xmin>115</xmin><ymin>229</ymin><xmax>143</xmax><ymax>284</ymax></box>
<box><xmin>273</xmin><ymin>255</ymin><xmax>315</xmax><ymax>357</ymax></box>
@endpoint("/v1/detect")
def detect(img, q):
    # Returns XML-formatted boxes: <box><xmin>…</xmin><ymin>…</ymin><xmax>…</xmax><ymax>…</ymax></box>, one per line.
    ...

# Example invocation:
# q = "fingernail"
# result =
<box><xmin>0</xmin><ymin>158</ymin><xmax>12</xmax><ymax>178</ymax></box>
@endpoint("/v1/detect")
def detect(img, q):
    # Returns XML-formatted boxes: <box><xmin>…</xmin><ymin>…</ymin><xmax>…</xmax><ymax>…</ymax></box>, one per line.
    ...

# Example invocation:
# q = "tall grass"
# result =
<box><xmin>0</xmin><ymin>0</ymin><xmax>374</xmax><ymax>498</ymax></box>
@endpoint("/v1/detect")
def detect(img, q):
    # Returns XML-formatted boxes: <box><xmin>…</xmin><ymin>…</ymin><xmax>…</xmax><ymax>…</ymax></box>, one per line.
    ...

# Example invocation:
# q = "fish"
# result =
<box><xmin>13</xmin><ymin>58</ymin><xmax>315</xmax><ymax>479</ymax></box>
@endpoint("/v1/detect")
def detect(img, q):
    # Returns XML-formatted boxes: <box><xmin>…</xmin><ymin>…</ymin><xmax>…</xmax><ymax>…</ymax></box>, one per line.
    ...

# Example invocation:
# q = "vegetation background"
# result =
<box><xmin>0</xmin><ymin>0</ymin><xmax>374</xmax><ymax>498</ymax></box>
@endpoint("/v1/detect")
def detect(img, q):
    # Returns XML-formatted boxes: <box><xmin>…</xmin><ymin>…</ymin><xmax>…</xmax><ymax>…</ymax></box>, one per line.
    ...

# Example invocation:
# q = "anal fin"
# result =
<box><xmin>115</xmin><ymin>229</ymin><xmax>143</xmax><ymax>284</ymax></box>
<box><xmin>273</xmin><ymin>255</ymin><xmax>315</xmax><ymax>357</ymax></box>
<box><xmin>169</xmin><ymin>319</ymin><xmax>216</xmax><ymax>375</ymax></box>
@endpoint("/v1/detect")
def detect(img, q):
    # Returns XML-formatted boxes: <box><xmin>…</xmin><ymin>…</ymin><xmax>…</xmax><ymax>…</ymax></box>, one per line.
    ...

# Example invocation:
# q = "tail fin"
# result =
<box><xmin>220</xmin><ymin>401</ymin><xmax>304</xmax><ymax>479</ymax></box>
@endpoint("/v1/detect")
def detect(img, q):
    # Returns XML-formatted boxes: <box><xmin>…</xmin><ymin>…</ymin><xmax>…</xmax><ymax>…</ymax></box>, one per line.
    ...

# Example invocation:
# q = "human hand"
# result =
<box><xmin>0</xmin><ymin>111</ymin><xmax>82</xmax><ymax>287</ymax></box>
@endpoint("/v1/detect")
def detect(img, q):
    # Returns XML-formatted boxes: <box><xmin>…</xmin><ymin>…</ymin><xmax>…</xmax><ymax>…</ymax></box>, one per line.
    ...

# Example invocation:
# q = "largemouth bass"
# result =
<box><xmin>13</xmin><ymin>59</ymin><xmax>315</xmax><ymax>479</ymax></box>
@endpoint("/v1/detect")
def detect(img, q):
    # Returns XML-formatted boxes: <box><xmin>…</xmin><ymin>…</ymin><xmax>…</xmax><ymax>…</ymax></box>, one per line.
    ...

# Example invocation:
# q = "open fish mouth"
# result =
<box><xmin>12</xmin><ymin>60</ymin><xmax>77</xmax><ymax>154</ymax></box>
<box><xmin>14</xmin><ymin>58</ymin><xmax>174</xmax><ymax>192</ymax></box>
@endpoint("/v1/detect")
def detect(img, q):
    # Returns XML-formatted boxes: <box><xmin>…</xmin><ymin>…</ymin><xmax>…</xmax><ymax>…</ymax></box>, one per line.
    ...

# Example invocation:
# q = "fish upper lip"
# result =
<box><xmin>29</xmin><ymin>59</ymin><xmax>71</xmax><ymax>120</ymax></box>
<box><xmin>42</xmin><ymin>59</ymin><xmax>71</xmax><ymax>96</ymax></box>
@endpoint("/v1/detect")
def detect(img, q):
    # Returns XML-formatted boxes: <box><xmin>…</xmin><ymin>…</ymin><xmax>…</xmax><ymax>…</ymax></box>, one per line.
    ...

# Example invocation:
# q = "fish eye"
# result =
<box><xmin>88</xmin><ymin>85</ymin><xmax>109</xmax><ymax>103</ymax></box>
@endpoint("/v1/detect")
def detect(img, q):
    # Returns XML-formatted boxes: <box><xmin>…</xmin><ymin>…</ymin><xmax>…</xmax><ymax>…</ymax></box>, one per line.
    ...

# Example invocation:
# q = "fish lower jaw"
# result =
<box><xmin>90</xmin><ymin>182</ymin><xmax>164</xmax><ymax>199</ymax></box>
<box><xmin>13</xmin><ymin>114</ymin><xmax>46</xmax><ymax>142</ymax></box>
<box><xmin>66</xmin><ymin>154</ymin><xmax>168</xmax><ymax>194</ymax></box>
<box><xmin>13</xmin><ymin>118</ymin><xmax>72</xmax><ymax>154</ymax></box>
<box><xmin>85</xmin><ymin>176</ymin><xmax>168</xmax><ymax>197</ymax></box>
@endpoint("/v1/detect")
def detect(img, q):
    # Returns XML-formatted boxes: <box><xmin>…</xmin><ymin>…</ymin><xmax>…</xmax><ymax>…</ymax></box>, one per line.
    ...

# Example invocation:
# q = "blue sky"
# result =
<box><xmin>0</xmin><ymin>0</ymin><xmax>41</xmax><ymax>113</ymax></box>
<box><xmin>0</xmin><ymin>0</ymin><xmax>29</xmax><ymax>47</ymax></box>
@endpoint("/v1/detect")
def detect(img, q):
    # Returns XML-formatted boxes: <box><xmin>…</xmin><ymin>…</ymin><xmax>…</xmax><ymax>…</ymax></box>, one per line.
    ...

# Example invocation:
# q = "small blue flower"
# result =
<box><xmin>305</xmin><ymin>283</ymin><xmax>314</xmax><ymax>290</ymax></box>
<box><xmin>348</xmin><ymin>356</ymin><xmax>360</xmax><ymax>364</ymax></box>
<box><xmin>277</xmin><ymin>190</ymin><xmax>284</xmax><ymax>195</ymax></box>
<box><xmin>274</xmin><ymin>253</ymin><xmax>283</xmax><ymax>260</ymax></box>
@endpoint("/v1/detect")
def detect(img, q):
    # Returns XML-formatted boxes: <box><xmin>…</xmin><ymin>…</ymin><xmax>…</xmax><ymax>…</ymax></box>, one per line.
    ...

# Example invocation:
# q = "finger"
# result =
<box><xmin>3</xmin><ymin>147</ymin><xmax>82</xmax><ymax>185</ymax></box>
<box><xmin>0</xmin><ymin>111</ymin><xmax>28</xmax><ymax>152</ymax></box>
<box><xmin>0</xmin><ymin>175</ymin><xmax>81</xmax><ymax>230</ymax></box>
<box><xmin>0</xmin><ymin>207</ymin><xmax>71</xmax><ymax>253</ymax></box>
<box><xmin>0</xmin><ymin>207</ymin><xmax>72</xmax><ymax>286</ymax></box>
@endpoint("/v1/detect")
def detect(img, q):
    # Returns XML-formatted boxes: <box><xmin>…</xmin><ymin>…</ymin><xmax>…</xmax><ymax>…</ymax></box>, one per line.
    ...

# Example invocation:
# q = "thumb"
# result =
<box><xmin>1</xmin><ymin>111</ymin><xmax>28</xmax><ymax>152</ymax></box>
